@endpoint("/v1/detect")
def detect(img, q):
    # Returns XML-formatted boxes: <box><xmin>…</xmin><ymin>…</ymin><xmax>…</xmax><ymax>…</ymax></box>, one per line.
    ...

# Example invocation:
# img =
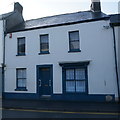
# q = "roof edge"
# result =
<box><xmin>7</xmin><ymin>16</ymin><xmax>110</xmax><ymax>33</ymax></box>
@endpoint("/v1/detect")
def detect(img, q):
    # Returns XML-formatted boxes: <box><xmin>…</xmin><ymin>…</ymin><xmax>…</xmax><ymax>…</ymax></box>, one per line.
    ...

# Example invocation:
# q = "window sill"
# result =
<box><xmin>15</xmin><ymin>88</ymin><xmax>28</xmax><ymax>91</ymax></box>
<box><xmin>68</xmin><ymin>50</ymin><xmax>81</xmax><ymax>53</ymax></box>
<box><xmin>38</xmin><ymin>52</ymin><xmax>50</xmax><ymax>55</ymax></box>
<box><xmin>16</xmin><ymin>54</ymin><xmax>26</xmax><ymax>56</ymax></box>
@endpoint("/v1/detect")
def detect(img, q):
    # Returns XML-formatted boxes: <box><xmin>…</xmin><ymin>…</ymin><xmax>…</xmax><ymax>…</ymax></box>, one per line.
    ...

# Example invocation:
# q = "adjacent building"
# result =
<box><xmin>0</xmin><ymin>18</ymin><xmax>4</xmax><ymax>97</ymax></box>
<box><xmin>110</xmin><ymin>14</ymin><xmax>120</xmax><ymax>100</ymax></box>
<box><xmin>0</xmin><ymin>2</ymin><xmax>24</xmax><ymax>98</ymax></box>
<box><xmin>0</xmin><ymin>1</ymin><xmax>120</xmax><ymax>102</ymax></box>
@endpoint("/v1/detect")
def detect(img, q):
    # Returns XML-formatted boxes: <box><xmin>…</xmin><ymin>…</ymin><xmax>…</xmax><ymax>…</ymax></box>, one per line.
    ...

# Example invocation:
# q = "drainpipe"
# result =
<box><xmin>112</xmin><ymin>26</ymin><xmax>120</xmax><ymax>102</ymax></box>
<box><xmin>2</xmin><ymin>18</ymin><xmax>6</xmax><ymax>97</ymax></box>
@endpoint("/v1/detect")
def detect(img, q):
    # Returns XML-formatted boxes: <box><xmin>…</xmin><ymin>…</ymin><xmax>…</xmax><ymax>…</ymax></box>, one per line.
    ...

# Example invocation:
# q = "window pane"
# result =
<box><xmin>22</xmin><ymin>69</ymin><xmax>26</xmax><ymax>78</ymax></box>
<box><xmin>66</xmin><ymin>81</ymin><xmax>75</xmax><ymax>92</ymax></box>
<box><xmin>66</xmin><ymin>69</ymin><xmax>74</xmax><ymax>80</ymax></box>
<box><xmin>41</xmin><ymin>43</ymin><xmax>49</xmax><ymax>52</ymax></box>
<box><xmin>75</xmin><ymin>69</ymin><xmax>85</xmax><ymax>80</ymax></box>
<box><xmin>76</xmin><ymin>81</ymin><xmax>85</xmax><ymax>92</ymax></box>
<box><xmin>18</xmin><ymin>79</ymin><xmax>23</xmax><ymax>87</ymax></box>
<box><xmin>19</xmin><ymin>44</ymin><xmax>25</xmax><ymax>53</ymax></box>
<box><xmin>70</xmin><ymin>41</ymin><xmax>79</xmax><ymax>50</ymax></box>
<box><xmin>40</xmin><ymin>35</ymin><xmax>49</xmax><ymax>52</ymax></box>
<box><xmin>17</xmin><ymin>69</ymin><xmax>26</xmax><ymax>88</ymax></box>
<box><xmin>65</xmin><ymin>67</ymin><xmax>87</xmax><ymax>93</ymax></box>
<box><xmin>22</xmin><ymin>79</ymin><xmax>26</xmax><ymax>87</ymax></box>
<box><xmin>19</xmin><ymin>38</ymin><xmax>25</xmax><ymax>45</ymax></box>
<box><xmin>40</xmin><ymin>35</ymin><xmax>48</xmax><ymax>43</ymax></box>
<box><xmin>69</xmin><ymin>31</ymin><xmax>79</xmax><ymax>41</ymax></box>
<box><xmin>18</xmin><ymin>38</ymin><xmax>25</xmax><ymax>55</ymax></box>
<box><xmin>69</xmin><ymin>31</ymin><xmax>80</xmax><ymax>51</ymax></box>
<box><xmin>18</xmin><ymin>79</ymin><xmax>26</xmax><ymax>87</ymax></box>
<box><xmin>17</xmin><ymin>69</ymin><xmax>22</xmax><ymax>78</ymax></box>
<box><xmin>17</xmin><ymin>69</ymin><xmax>26</xmax><ymax>78</ymax></box>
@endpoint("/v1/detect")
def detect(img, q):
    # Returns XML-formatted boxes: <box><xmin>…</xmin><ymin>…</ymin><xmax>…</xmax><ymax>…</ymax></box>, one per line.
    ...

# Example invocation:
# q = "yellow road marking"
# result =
<box><xmin>2</xmin><ymin>108</ymin><xmax>120</xmax><ymax>116</ymax></box>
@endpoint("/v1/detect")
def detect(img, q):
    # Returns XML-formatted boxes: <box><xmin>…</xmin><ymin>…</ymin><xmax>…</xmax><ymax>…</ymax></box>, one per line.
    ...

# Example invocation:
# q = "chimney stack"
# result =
<box><xmin>91</xmin><ymin>0</ymin><xmax>101</xmax><ymax>12</ymax></box>
<box><xmin>14</xmin><ymin>2</ymin><xmax>23</xmax><ymax>14</ymax></box>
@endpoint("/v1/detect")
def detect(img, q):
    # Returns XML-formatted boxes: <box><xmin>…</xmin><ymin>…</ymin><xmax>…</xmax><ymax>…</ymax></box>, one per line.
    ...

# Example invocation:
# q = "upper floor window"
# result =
<box><xmin>40</xmin><ymin>34</ymin><xmax>49</xmax><ymax>54</ymax></box>
<box><xmin>15</xmin><ymin>68</ymin><xmax>27</xmax><ymax>91</ymax></box>
<box><xmin>17</xmin><ymin>37</ymin><xmax>25</xmax><ymax>56</ymax></box>
<box><xmin>69</xmin><ymin>31</ymin><xmax>80</xmax><ymax>52</ymax></box>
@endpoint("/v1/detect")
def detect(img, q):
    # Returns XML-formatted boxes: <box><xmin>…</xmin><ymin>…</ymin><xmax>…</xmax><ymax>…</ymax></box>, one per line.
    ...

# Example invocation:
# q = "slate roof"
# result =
<box><xmin>8</xmin><ymin>10</ymin><xmax>109</xmax><ymax>33</ymax></box>
<box><xmin>0</xmin><ymin>10</ymin><xmax>24</xmax><ymax>32</ymax></box>
<box><xmin>110</xmin><ymin>14</ymin><xmax>120</xmax><ymax>26</ymax></box>
<box><xmin>0</xmin><ymin>12</ymin><xmax>14</xmax><ymax>20</ymax></box>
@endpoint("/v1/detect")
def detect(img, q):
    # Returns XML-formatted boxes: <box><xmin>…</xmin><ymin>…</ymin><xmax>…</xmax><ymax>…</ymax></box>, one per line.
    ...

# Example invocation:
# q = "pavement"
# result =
<box><xmin>2</xmin><ymin>99</ymin><xmax>120</xmax><ymax>113</ymax></box>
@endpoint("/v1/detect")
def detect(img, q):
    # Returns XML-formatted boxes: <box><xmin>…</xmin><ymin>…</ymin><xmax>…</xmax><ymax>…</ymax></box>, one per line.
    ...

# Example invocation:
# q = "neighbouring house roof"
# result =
<box><xmin>8</xmin><ymin>11</ymin><xmax>109</xmax><ymax>33</ymax></box>
<box><xmin>0</xmin><ymin>12</ymin><xmax>14</xmax><ymax>20</ymax></box>
<box><xmin>0</xmin><ymin>11</ymin><xmax>24</xmax><ymax>32</ymax></box>
<box><xmin>0</xmin><ymin>2</ymin><xmax>24</xmax><ymax>33</ymax></box>
<box><xmin>110</xmin><ymin>14</ymin><xmax>120</xmax><ymax>26</ymax></box>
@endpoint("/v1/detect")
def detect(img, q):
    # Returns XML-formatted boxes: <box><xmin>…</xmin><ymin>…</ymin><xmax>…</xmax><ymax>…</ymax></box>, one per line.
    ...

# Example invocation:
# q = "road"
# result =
<box><xmin>2</xmin><ymin>108</ymin><xmax>120</xmax><ymax>119</ymax></box>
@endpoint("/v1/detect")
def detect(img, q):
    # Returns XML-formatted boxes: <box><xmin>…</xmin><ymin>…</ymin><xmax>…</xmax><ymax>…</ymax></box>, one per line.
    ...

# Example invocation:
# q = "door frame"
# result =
<box><xmin>36</xmin><ymin>64</ymin><xmax>53</xmax><ymax>96</ymax></box>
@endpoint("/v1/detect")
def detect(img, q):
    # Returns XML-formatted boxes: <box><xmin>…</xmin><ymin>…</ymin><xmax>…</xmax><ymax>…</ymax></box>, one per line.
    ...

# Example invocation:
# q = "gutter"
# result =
<box><xmin>111</xmin><ymin>25</ymin><xmax>120</xmax><ymax>102</ymax></box>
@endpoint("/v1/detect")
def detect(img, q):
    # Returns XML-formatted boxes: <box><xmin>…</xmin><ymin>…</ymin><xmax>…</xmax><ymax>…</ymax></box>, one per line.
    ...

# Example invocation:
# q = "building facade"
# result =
<box><xmin>1</xmin><ymin>1</ymin><xmax>120</xmax><ymax>102</ymax></box>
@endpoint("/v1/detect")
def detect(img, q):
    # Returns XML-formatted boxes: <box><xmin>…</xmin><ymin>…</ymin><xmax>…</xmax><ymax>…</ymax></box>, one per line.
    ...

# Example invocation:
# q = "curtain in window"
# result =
<box><xmin>69</xmin><ymin>31</ymin><xmax>79</xmax><ymax>41</ymax></box>
<box><xmin>70</xmin><ymin>41</ymin><xmax>79</xmax><ymax>50</ymax></box>
<box><xmin>17</xmin><ymin>69</ymin><xmax>26</xmax><ymax>88</ymax></box>
<box><xmin>69</xmin><ymin>31</ymin><xmax>80</xmax><ymax>51</ymax></box>
<box><xmin>66</xmin><ymin>81</ymin><xmax>75</xmax><ymax>92</ymax></box>
<box><xmin>76</xmin><ymin>81</ymin><xmax>85</xmax><ymax>92</ymax></box>
<box><xmin>75</xmin><ymin>69</ymin><xmax>85</xmax><ymax>80</ymax></box>
<box><xmin>65</xmin><ymin>68</ymin><xmax>86</xmax><ymax>93</ymax></box>
<box><xmin>40</xmin><ymin>35</ymin><xmax>49</xmax><ymax>52</ymax></box>
<box><xmin>66</xmin><ymin>69</ymin><xmax>74</xmax><ymax>80</ymax></box>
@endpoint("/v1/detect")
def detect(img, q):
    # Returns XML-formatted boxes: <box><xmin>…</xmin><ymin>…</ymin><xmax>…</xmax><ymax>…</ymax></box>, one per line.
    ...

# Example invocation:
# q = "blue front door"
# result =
<box><xmin>37</xmin><ymin>65</ymin><xmax>53</xmax><ymax>96</ymax></box>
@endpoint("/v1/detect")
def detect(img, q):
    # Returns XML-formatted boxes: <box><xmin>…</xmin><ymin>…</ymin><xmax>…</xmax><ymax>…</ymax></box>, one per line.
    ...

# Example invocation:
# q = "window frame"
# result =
<box><xmin>15</xmin><ymin>68</ymin><xmax>27</xmax><ymax>91</ymax></box>
<box><xmin>39</xmin><ymin>34</ymin><xmax>50</xmax><ymax>54</ymax></box>
<box><xmin>17</xmin><ymin>37</ymin><xmax>26</xmax><ymax>56</ymax></box>
<box><xmin>62</xmin><ymin>64</ymin><xmax>88</xmax><ymax>94</ymax></box>
<box><xmin>68</xmin><ymin>30</ymin><xmax>81</xmax><ymax>52</ymax></box>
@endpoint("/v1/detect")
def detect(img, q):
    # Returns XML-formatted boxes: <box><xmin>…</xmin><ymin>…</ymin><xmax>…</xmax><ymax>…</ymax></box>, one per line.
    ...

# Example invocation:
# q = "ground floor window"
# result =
<box><xmin>15</xmin><ymin>68</ymin><xmax>27</xmax><ymax>91</ymax></box>
<box><xmin>66</xmin><ymin>68</ymin><xmax>86</xmax><ymax>92</ymax></box>
<box><xmin>60</xmin><ymin>62</ymin><xmax>89</xmax><ymax>94</ymax></box>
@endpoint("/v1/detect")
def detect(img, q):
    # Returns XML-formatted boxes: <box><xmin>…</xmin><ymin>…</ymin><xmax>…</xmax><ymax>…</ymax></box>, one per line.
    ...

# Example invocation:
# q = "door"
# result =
<box><xmin>37</xmin><ymin>65</ymin><xmax>53</xmax><ymax>96</ymax></box>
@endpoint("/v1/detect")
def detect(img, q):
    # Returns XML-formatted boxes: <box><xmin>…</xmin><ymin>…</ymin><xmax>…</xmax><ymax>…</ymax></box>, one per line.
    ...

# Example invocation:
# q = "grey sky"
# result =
<box><xmin>0</xmin><ymin>0</ymin><xmax>119</xmax><ymax>20</ymax></box>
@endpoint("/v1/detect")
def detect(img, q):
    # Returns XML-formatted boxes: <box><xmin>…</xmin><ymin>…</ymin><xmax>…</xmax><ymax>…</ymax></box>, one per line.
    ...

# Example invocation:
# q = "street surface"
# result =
<box><xmin>2</xmin><ymin>108</ymin><xmax>120</xmax><ymax>119</ymax></box>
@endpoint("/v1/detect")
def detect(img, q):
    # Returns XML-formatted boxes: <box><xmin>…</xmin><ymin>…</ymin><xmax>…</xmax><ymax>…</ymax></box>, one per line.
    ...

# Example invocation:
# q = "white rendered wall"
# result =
<box><xmin>5</xmin><ymin>20</ymin><xmax>118</xmax><ymax>97</ymax></box>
